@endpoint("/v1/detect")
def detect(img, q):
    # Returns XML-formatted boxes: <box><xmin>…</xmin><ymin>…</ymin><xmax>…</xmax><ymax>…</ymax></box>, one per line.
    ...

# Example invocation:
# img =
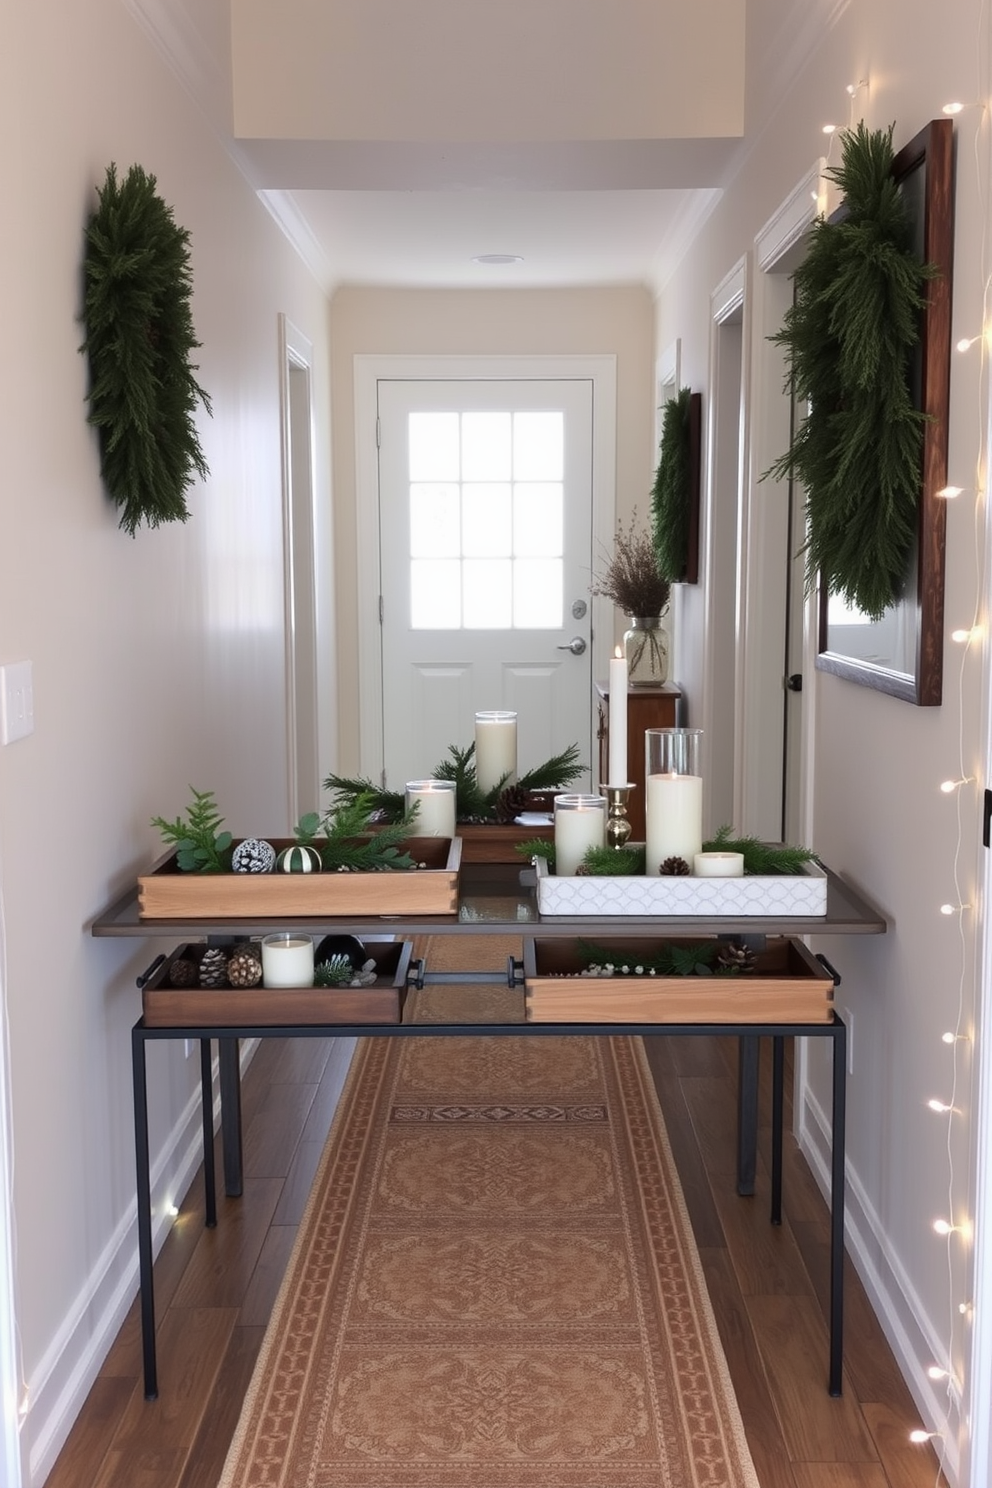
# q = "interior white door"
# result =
<box><xmin>377</xmin><ymin>378</ymin><xmax>594</xmax><ymax>793</ymax></box>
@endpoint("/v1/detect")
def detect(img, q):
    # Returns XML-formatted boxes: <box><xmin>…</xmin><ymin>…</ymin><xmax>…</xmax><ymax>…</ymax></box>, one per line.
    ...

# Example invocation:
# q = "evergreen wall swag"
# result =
<box><xmin>81</xmin><ymin>163</ymin><xmax>211</xmax><ymax>536</ymax></box>
<box><xmin>766</xmin><ymin>123</ymin><xmax>937</xmax><ymax>621</ymax></box>
<box><xmin>651</xmin><ymin>386</ymin><xmax>701</xmax><ymax>583</ymax></box>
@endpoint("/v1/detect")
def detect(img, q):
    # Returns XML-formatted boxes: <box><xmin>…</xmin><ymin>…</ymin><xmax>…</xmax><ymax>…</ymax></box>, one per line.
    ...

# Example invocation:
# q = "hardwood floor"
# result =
<box><xmin>45</xmin><ymin>1030</ymin><xmax>949</xmax><ymax>1488</ymax></box>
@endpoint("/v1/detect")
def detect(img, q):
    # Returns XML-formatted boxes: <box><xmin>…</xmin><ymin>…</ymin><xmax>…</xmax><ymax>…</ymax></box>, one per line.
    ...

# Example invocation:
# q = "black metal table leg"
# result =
<box><xmin>131</xmin><ymin>1024</ymin><xmax>157</xmax><ymax>1399</ymax></box>
<box><xmin>218</xmin><ymin>1037</ymin><xmax>243</xmax><ymax>1197</ymax></box>
<box><xmin>200</xmin><ymin>1039</ymin><xmax>217</xmax><ymax>1227</ymax></box>
<box><xmin>829</xmin><ymin>1016</ymin><xmax>848</xmax><ymax>1396</ymax></box>
<box><xmin>771</xmin><ymin>1035</ymin><xmax>784</xmax><ymax>1224</ymax></box>
<box><xmin>737</xmin><ymin>1035</ymin><xmax>760</xmax><ymax>1195</ymax></box>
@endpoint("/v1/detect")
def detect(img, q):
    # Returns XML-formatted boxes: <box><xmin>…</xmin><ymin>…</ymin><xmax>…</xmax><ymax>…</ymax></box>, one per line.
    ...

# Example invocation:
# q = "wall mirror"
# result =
<box><xmin>815</xmin><ymin>118</ymin><xmax>953</xmax><ymax>705</ymax></box>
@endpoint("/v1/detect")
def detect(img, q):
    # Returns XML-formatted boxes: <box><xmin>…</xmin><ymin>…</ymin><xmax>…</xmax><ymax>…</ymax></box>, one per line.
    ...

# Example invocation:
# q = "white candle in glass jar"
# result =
<box><xmin>607</xmin><ymin>648</ymin><xmax>628</xmax><ymax>786</ymax></box>
<box><xmin>644</xmin><ymin>773</ymin><xmax>703</xmax><ymax>875</ymax></box>
<box><xmin>261</xmin><ymin>933</ymin><xmax>314</xmax><ymax>988</ymax></box>
<box><xmin>405</xmin><ymin>780</ymin><xmax>457</xmax><ymax>837</ymax></box>
<box><xmin>474</xmin><ymin>711</ymin><xmax>517</xmax><ymax>794</ymax></box>
<box><xmin>554</xmin><ymin>794</ymin><xmax>606</xmax><ymax>877</ymax></box>
<box><xmin>693</xmin><ymin>851</ymin><xmax>745</xmax><ymax>878</ymax></box>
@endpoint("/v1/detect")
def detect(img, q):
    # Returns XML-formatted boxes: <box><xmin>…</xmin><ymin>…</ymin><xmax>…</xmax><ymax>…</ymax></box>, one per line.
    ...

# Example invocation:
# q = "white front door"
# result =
<box><xmin>376</xmin><ymin>378</ymin><xmax>595</xmax><ymax>792</ymax></box>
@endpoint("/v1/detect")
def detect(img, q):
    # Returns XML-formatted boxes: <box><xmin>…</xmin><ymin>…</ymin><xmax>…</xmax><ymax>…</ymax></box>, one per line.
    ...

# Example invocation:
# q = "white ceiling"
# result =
<box><xmin>134</xmin><ymin>0</ymin><xmax>834</xmax><ymax>296</ymax></box>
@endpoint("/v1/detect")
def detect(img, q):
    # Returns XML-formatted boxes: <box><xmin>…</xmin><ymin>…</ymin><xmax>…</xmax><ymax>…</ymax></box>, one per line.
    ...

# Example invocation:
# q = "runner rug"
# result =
<box><xmin>218</xmin><ymin>935</ymin><xmax>759</xmax><ymax>1488</ymax></box>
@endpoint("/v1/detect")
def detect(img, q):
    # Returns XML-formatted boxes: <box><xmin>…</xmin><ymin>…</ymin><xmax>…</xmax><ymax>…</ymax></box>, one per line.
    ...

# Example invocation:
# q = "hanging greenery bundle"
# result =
<box><xmin>651</xmin><ymin>386</ymin><xmax>693</xmax><ymax>581</ymax></box>
<box><xmin>765</xmin><ymin>123</ymin><xmax>937</xmax><ymax>620</ymax></box>
<box><xmin>81</xmin><ymin>163</ymin><xmax>211</xmax><ymax>536</ymax></box>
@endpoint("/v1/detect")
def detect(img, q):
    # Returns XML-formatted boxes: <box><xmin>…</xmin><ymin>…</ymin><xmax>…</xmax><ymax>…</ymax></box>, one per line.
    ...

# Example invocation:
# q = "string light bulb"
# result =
<box><xmin>822</xmin><ymin>123</ymin><xmax>838</xmax><ymax>135</ymax></box>
<box><xmin>937</xmin><ymin>485</ymin><xmax>964</xmax><ymax>498</ymax></box>
<box><xmin>928</xmin><ymin>1365</ymin><xmax>949</xmax><ymax>1380</ymax></box>
<box><xmin>910</xmin><ymin>1428</ymin><xmax>939</xmax><ymax>1443</ymax></box>
<box><xmin>956</xmin><ymin>335</ymin><xmax>980</xmax><ymax>351</ymax></box>
<box><xmin>943</xmin><ymin>101</ymin><xmax>966</xmax><ymax>115</ymax></box>
<box><xmin>939</xmin><ymin>777</ymin><xmax>971</xmax><ymax>792</ymax></box>
<box><xmin>951</xmin><ymin>626</ymin><xmax>980</xmax><ymax>643</ymax></box>
<box><xmin>927</xmin><ymin>1098</ymin><xmax>956</xmax><ymax>1113</ymax></box>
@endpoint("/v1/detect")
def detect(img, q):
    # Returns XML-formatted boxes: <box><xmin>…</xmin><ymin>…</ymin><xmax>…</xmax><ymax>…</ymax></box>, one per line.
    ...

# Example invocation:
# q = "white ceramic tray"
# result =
<box><xmin>533</xmin><ymin>854</ymin><xmax>827</xmax><ymax>917</ymax></box>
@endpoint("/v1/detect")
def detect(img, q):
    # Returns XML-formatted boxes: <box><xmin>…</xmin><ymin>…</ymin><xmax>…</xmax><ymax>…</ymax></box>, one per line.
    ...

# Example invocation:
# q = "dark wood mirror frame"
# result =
<box><xmin>815</xmin><ymin>118</ymin><xmax>954</xmax><ymax>705</ymax></box>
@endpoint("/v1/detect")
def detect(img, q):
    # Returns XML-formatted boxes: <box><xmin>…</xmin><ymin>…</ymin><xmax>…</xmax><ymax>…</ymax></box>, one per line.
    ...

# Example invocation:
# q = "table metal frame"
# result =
<box><xmin>94</xmin><ymin>862</ymin><xmax>884</xmax><ymax>1403</ymax></box>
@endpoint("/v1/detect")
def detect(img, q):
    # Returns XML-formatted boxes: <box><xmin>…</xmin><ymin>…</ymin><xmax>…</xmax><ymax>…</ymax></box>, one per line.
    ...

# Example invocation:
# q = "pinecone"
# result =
<box><xmin>168</xmin><ymin>956</ymin><xmax>197</xmax><ymax>988</ymax></box>
<box><xmin>494</xmin><ymin>784</ymin><xmax>529</xmax><ymax>823</ymax></box>
<box><xmin>227</xmin><ymin>946</ymin><xmax>263</xmax><ymax>988</ymax></box>
<box><xmin>198</xmin><ymin>947</ymin><xmax>228</xmax><ymax>988</ymax></box>
<box><xmin>659</xmin><ymin>855</ymin><xmax>691</xmax><ymax>876</ymax></box>
<box><xmin>716</xmin><ymin>941</ymin><xmax>758</xmax><ymax>975</ymax></box>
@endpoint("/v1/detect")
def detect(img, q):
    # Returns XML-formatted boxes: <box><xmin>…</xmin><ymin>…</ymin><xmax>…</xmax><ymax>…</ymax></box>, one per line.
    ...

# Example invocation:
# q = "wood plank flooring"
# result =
<box><xmin>45</xmin><ymin>1032</ymin><xmax>950</xmax><ymax>1488</ymax></box>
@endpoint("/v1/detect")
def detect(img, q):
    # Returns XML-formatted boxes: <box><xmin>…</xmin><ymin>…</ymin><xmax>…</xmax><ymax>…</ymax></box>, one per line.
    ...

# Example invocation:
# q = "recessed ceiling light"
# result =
<box><xmin>472</xmin><ymin>253</ymin><xmax>524</xmax><ymax>265</ymax></box>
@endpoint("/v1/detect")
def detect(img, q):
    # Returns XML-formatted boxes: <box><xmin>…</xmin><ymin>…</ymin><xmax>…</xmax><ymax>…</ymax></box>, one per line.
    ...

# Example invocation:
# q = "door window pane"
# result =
<box><xmin>462</xmin><ymin>412</ymin><xmax>511</xmax><ymax>480</ymax></box>
<box><xmin>463</xmin><ymin>559</ymin><xmax>512</xmax><ymax>627</ymax></box>
<box><xmin>513</xmin><ymin>483</ymin><xmax>563</xmax><ymax>556</ymax></box>
<box><xmin>410</xmin><ymin>483</ymin><xmax>460</xmax><ymax>556</ymax></box>
<box><xmin>463</xmin><ymin>484</ymin><xmax>511</xmax><ymax>556</ymax></box>
<box><xmin>513</xmin><ymin>411</ymin><xmax>563</xmax><ymax>480</ymax></box>
<box><xmin>411</xmin><ymin>559</ymin><xmax>461</xmax><ymax>627</ymax></box>
<box><xmin>409</xmin><ymin>412</ymin><xmax>459</xmax><ymax>481</ymax></box>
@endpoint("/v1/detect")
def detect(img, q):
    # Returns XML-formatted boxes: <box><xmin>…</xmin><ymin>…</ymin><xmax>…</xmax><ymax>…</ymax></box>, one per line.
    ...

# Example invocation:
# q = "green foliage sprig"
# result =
<box><xmin>151</xmin><ymin>787</ymin><xmax>233</xmax><ymax>873</ymax></box>
<box><xmin>309</xmin><ymin>791</ymin><xmax>418</xmax><ymax>872</ymax></box>
<box><xmin>578</xmin><ymin>844</ymin><xmax>646</xmax><ymax>876</ymax></box>
<box><xmin>703</xmin><ymin>825</ymin><xmax>819</xmax><ymax>875</ymax></box>
<box><xmin>325</xmin><ymin>742</ymin><xmax>584</xmax><ymax>824</ymax></box>
<box><xmin>651</xmin><ymin>387</ymin><xmax>693</xmax><ymax>582</ymax></box>
<box><xmin>81</xmin><ymin>163</ymin><xmax>211</xmax><ymax>536</ymax></box>
<box><xmin>764</xmin><ymin>123</ymin><xmax>937</xmax><ymax>620</ymax></box>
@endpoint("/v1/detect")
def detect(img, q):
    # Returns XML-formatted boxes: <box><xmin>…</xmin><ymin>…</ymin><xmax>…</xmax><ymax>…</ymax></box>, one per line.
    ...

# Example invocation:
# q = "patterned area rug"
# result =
<box><xmin>219</xmin><ymin>937</ymin><xmax>759</xmax><ymax>1488</ymax></box>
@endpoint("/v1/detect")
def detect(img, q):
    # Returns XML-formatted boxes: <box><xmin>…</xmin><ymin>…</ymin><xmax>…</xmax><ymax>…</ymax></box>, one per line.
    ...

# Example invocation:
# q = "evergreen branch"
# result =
<box><xmin>517</xmin><ymin>744</ymin><xmax>584</xmax><ymax>793</ymax></box>
<box><xmin>577</xmin><ymin>939</ymin><xmax>720</xmax><ymax>976</ymax></box>
<box><xmin>515</xmin><ymin>838</ymin><xmax>556</xmax><ymax>869</ymax></box>
<box><xmin>318</xmin><ymin>791</ymin><xmax>417</xmax><ymax>871</ymax></box>
<box><xmin>322</xmin><ymin>773</ymin><xmax>405</xmax><ymax>821</ymax></box>
<box><xmin>651</xmin><ymin>387</ymin><xmax>693</xmax><ymax>581</ymax></box>
<box><xmin>704</xmin><ymin>825</ymin><xmax>819</xmax><ymax>875</ymax></box>
<box><xmin>579</xmin><ymin>844</ymin><xmax>646</xmax><ymax>876</ymax></box>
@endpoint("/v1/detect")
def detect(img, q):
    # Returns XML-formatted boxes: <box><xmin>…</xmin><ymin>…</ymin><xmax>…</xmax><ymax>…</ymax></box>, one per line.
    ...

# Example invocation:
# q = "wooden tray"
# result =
<box><xmin>523</xmin><ymin>937</ymin><xmax>834</xmax><ymax>1024</ymax></box>
<box><xmin>138</xmin><ymin>837</ymin><xmax>461</xmax><ymax>919</ymax></box>
<box><xmin>457</xmin><ymin>823</ymin><xmax>553</xmax><ymax>863</ymax></box>
<box><xmin>142</xmin><ymin>941</ymin><xmax>414</xmax><ymax>1026</ymax></box>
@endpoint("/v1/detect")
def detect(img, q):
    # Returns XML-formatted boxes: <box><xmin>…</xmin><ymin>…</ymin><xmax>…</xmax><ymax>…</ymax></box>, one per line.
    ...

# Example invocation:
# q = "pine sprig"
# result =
<box><xmin>81</xmin><ymin>164</ymin><xmax>211</xmax><ymax>536</ymax></box>
<box><xmin>764</xmin><ymin>123</ymin><xmax>937</xmax><ymax>619</ymax></box>
<box><xmin>651</xmin><ymin>387</ymin><xmax>693</xmax><ymax>581</ymax></box>
<box><xmin>318</xmin><ymin>791</ymin><xmax>417</xmax><ymax>872</ymax></box>
<box><xmin>516</xmin><ymin>837</ymin><xmax>556</xmax><ymax>869</ymax></box>
<box><xmin>578</xmin><ymin>939</ymin><xmax>720</xmax><ymax>976</ymax></box>
<box><xmin>151</xmin><ymin>787</ymin><xmax>233</xmax><ymax>873</ymax></box>
<box><xmin>432</xmin><ymin>743</ymin><xmax>493</xmax><ymax>819</ymax></box>
<box><xmin>517</xmin><ymin>744</ymin><xmax>584</xmax><ymax>794</ymax></box>
<box><xmin>322</xmin><ymin>773</ymin><xmax>406</xmax><ymax>821</ymax></box>
<box><xmin>579</xmin><ymin>844</ymin><xmax>646</xmax><ymax>876</ymax></box>
<box><xmin>703</xmin><ymin>824</ymin><xmax>819</xmax><ymax>875</ymax></box>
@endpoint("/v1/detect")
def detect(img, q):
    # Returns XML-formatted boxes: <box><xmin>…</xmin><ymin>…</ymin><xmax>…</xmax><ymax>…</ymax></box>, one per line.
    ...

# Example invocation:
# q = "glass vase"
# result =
<box><xmin>623</xmin><ymin>615</ymin><xmax>669</xmax><ymax>686</ymax></box>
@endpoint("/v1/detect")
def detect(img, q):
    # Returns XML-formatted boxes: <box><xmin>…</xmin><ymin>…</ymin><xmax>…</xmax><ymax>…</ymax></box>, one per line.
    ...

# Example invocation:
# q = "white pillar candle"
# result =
<box><xmin>405</xmin><ymin>779</ymin><xmax>457</xmax><ymax>837</ymax></box>
<box><xmin>261</xmin><ymin>933</ymin><xmax>314</xmax><ymax>988</ymax></box>
<box><xmin>554</xmin><ymin>794</ymin><xmax>606</xmax><ymax>877</ymax></box>
<box><xmin>693</xmin><ymin>851</ymin><xmax>745</xmax><ymax>878</ymax></box>
<box><xmin>644</xmin><ymin>773</ymin><xmax>703</xmax><ymax>875</ymax></box>
<box><xmin>474</xmin><ymin>711</ymin><xmax>517</xmax><ymax>795</ymax></box>
<box><xmin>607</xmin><ymin>647</ymin><xmax>628</xmax><ymax>786</ymax></box>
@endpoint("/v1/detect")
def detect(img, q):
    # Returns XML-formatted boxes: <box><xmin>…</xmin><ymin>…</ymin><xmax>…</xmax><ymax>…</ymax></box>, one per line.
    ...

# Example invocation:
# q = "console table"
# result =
<box><xmin>92</xmin><ymin>860</ymin><xmax>886</xmax><ymax>1401</ymax></box>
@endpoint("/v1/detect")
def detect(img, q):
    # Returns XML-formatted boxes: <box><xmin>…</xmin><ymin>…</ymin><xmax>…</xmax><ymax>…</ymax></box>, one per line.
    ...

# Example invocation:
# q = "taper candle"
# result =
<box><xmin>608</xmin><ymin>647</ymin><xmax>628</xmax><ymax>786</ymax></box>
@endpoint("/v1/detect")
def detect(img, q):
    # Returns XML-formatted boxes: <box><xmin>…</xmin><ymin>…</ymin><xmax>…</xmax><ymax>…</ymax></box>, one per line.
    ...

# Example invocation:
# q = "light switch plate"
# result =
<box><xmin>0</xmin><ymin>662</ymin><xmax>34</xmax><ymax>744</ymax></box>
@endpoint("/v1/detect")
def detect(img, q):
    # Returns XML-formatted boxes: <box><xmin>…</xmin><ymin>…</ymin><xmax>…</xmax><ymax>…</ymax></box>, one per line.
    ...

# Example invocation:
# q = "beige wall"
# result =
<box><xmin>0</xmin><ymin>2</ymin><xmax>333</xmax><ymax>1477</ymax></box>
<box><xmin>655</xmin><ymin>1</ymin><xmax>988</xmax><ymax>1472</ymax></box>
<box><xmin>328</xmin><ymin>286</ymin><xmax>655</xmax><ymax>772</ymax></box>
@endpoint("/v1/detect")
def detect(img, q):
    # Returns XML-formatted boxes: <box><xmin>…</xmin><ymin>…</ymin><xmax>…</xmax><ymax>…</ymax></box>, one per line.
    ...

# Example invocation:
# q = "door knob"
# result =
<box><xmin>786</xmin><ymin>673</ymin><xmax>803</xmax><ymax>692</ymax></box>
<box><xmin>557</xmin><ymin>636</ymin><xmax>587</xmax><ymax>656</ymax></box>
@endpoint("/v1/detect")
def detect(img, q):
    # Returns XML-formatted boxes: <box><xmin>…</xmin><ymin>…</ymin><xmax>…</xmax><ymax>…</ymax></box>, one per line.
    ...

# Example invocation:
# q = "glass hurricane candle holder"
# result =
<box><xmin>644</xmin><ymin>728</ymin><xmax>703</xmax><ymax>876</ymax></box>
<box><xmin>553</xmin><ymin>793</ymin><xmax>607</xmax><ymax>876</ymax></box>
<box><xmin>405</xmin><ymin>780</ymin><xmax>457</xmax><ymax>837</ymax></box>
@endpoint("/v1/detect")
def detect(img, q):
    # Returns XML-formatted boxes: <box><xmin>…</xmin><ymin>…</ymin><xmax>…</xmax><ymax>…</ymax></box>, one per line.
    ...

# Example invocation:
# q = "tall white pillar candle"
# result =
<box><xmin>261</xmin><ymin>934</ymin><xmax>315</xmax><ymax>988</ymax></box>
<box><xmin>554</xmin><ymin>794</ymin><xmax>606</xmax><ymax>877</ymax></box>
<box><xmin>607</xmin><ymin>647</ymin><xmax>628</xmax><ymax>786</ymax></box>
<box><xmin>645</xmin><ymin>774</ymin><xmax>703</xmax><ymax>874</ymax></box>
<box><xmin>405</xmin><ymin>780</ymin><xmax>457</xmax><ymax>837</ymax></box>
<box><xmin>474</xmin><ymin>711</ymin><xmax>517</xmax><ymax>795</ymax></box>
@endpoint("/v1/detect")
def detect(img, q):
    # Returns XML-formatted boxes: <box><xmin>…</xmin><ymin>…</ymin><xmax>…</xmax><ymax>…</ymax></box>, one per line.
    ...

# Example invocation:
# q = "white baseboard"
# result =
<box><xmin>797</xmin><ymin>1080</ymin><xmax>962</xmax><ymax>1488</ymax></box>
<box><xmin>24</xmin><ymin>1035</ymin><xmax>360</xmax><ymax>1487</ymax></box>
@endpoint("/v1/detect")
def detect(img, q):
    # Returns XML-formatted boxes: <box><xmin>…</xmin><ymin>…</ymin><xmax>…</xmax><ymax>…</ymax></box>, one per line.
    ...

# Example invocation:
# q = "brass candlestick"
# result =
<box><xmin>602</xmin><ymin>784</ymin><xmax>634</xmax><ymax>851</ymax></box>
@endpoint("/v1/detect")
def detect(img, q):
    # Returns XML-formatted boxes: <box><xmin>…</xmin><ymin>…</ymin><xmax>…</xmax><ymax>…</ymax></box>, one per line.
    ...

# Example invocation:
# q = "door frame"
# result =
<box><xmin>354</xmin><ymin>354</ymin><xmax>617</xmax><ymax>781</ymax></box>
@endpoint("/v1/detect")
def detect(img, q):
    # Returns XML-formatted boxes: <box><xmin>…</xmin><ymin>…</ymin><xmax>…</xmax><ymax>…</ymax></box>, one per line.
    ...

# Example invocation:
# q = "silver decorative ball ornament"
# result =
<box><xmin>231</xmin><ymin>838</ymin><xmax>276</xmax><ymax>874</ymax></box>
